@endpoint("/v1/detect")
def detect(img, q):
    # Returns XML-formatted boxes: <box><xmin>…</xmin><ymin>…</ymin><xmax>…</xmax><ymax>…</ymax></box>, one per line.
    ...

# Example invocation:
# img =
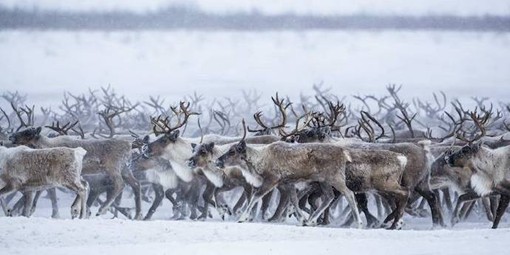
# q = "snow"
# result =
<box><xmin>1</xmin><ymin>191</ymin><xmax>509</xmax><ymax>255</ymax></box>
<box><xmin>1</xmin><ymin>30</ymin><xmax>509</xmax><ymax>108</ymax></box>
<box><xmin>1</xmin><ymin>214</ymin><xmax>508</xmax><ymax>254</ymax></box>
<box><xmin>1</xmin><ymin>0</ymin><xmax>510</xmax><ymax>16</ymax></box>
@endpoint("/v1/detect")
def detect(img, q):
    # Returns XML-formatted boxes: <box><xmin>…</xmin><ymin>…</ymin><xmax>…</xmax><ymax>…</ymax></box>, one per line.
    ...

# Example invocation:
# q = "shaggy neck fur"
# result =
<box><xmin>469</xmin><ymin>146</ymin><xmax>510</xmax><ymax>196</ymax></box>
<box><xmin>161</xmin><ymin>137</ymin><xmax>194</xmax><ymax>182</ymax></box>
<box><xmin>239</xmin><ymin>145</ymin><xmax>267</xmax><ymax>187</ymax></box>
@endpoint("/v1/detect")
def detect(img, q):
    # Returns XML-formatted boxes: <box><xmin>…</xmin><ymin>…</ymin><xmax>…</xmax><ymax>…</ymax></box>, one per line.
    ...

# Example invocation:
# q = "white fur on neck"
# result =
<box><xmin>145</xmin><ymin>168</ymin><xmax>179</xmax><ymax>189</ymax></box>
<box><xmin>240</xmin><ymin>167</ymin><xmax>263</xmax><ymax>187</ymax></box>
<box><xmin>171</xmin><ymin>161</ymin><xmax>194</xmax><ymax>182</ymax></box>
<box><xmin>202</xmin><ymin>169</ymin><xmax>224</xmax><ymax>188</ymax></box>
<box><xmin>470</xmin><ymin>174</ymin><xmax>493</xmax><ymax>196</ymax></box>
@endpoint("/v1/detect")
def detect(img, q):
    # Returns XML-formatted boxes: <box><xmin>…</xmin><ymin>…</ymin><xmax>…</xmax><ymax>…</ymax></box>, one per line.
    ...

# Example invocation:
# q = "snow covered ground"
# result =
<box><xmin>1</xmin><ymin>0</ymin><xmax>510</xmax><ymax>16</ymax></box>
<box><xmin>1</xmin><ymin>191</ymin><xmax>509</xmax><ymax>255</ymax></box>
<box><xmin>1</xmin><ymin>30</ymin><xmax>509</xmax><ymax>108</ymax></box>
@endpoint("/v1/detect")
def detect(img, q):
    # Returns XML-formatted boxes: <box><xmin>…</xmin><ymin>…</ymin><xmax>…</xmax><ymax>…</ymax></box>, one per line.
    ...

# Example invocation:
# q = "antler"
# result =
<box><xmin>248</xmin><ymin>93</ymin><xmax>290</xmax><ymax>133</ymax></box>
<box><xmin>151</xmin><ymin>101</ymin><xmax>199</xmax><ymax>135</ymax></box>
<box><xmin>278</xmin><ymin>113</ymin><xmax>313</xmax><ymax>140</ymax></box>
<box><xmin>10</xmin><ymin>102</ymin><xmax>35</xmax><ymax>131</ymax></box>
<box><xmin>360</xmin><ymin>111</ymin><xmax>386</xmax><ymax>141</ymax></box>
<box><xmin>45</xmin><ymin>120</ymin><xmax>79</xmax><ymax>135</ymax></box>
<box><xmin>456</xmin><ymin>110</ymin><xmax>489</xmax><ymax>144</ymax></box>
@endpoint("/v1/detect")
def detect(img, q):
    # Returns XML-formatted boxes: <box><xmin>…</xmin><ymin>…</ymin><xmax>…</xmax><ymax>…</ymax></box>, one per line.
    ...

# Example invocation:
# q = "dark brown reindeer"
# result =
<box><xmin>8</xmin><ymin>126</ymin><xmax>143</xmax><ymax>219</ymax></box>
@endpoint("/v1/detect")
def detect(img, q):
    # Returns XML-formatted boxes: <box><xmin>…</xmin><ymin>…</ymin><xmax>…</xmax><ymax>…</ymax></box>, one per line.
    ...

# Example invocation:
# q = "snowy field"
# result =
<box><xmin>1</xmin><ymin>192</ymin><xmax>509</xmax><ymax>255</ymax></box>
<box><xmin>1</xmin><ymin>30</ymin><xmax>509</xmax><ymax>108</ymax></box>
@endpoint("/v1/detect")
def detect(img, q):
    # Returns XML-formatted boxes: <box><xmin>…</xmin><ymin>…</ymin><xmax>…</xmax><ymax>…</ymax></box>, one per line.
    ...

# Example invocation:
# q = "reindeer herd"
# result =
<box><xmin>0</xmin><ymin>85</ymin><xmax>509</xmax><ymax>230</ymax></box>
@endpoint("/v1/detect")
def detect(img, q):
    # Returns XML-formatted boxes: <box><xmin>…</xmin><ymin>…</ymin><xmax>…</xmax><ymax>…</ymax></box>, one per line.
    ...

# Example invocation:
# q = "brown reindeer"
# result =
<box><xmin>8</xmin><ymin>127</ymin><xmax>142</xmax><ymax>219</ymax></box>
<box><xmin>0</xmin><ymin>145</ymin><xmax>88</xmax><ymax>218</ymax></box>
<box><xmin>215</xmin><ymin>140</ymin><xmax>363</xmax><ymax>227</ymax></box>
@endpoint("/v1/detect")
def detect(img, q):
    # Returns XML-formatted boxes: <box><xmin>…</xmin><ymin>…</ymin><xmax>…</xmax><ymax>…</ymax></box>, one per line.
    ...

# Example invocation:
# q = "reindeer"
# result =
<box><xmin>8</xmin><ymin>127</ymin><xmax>142</xmax><ymax>219</ymax></box>
<box><xmin>445</xmin><ymin>142</ymin><xmax>510</xmax><ymax>229</ymax></box>
<box><xmin>0</xmin><ymin>145</ymin><xmax>88</xmax><ymax>218</ymax></box>
<box><xmin>214</xmin><ymin>134</ymin><xmax>364</xmax><ymax>227</ymax></box>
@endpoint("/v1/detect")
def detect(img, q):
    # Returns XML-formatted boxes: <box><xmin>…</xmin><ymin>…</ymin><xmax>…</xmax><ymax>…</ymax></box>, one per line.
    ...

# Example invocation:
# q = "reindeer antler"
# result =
<box><xmin>248</xmin><ymin>93</ymin><xmax>290</xmax><ymax>133</ymax></box>
<box><xmin>10</xmin><ymin>102</ymin><xmax>34</xmax><ymax>131</ymax></box>
<box><xmin>456</xmin><ymin>110</ymin><xmax>490</xmax><ymax>144</ymax></box>
<box><xmin>151</xmin><ymin>101</ymin><xmax>199</xmax><ymax>135</ymax></box>
<box><xmin>45</xmin><ymin>120</ymin><xmax>79</xmax><ymax>135</ymax></box>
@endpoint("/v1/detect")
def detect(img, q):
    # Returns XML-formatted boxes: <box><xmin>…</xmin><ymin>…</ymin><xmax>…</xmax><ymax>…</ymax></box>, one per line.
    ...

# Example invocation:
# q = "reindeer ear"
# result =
<box><xmin>35</xmin><ymin>126</ymin><xmax>42</xmax><ymax>135</ymax></box>
<box><xmin>143</xmin><ymin>135</ymin><xmax>150</xmax><ymax>143</ymax></box>
<box><xmin>237</xmin><ymin>140</ymin><xmax>246</xmax><ymax>152</ymax></box>
<box><xmin>207</xmin><ymin>142</ymin><xmax>215</xmax><ymax>151</ymax></box>
<box><xmin>191</xmin><ymin>143</ymin><xmax>197</xmax><ymax>149</ymax></box>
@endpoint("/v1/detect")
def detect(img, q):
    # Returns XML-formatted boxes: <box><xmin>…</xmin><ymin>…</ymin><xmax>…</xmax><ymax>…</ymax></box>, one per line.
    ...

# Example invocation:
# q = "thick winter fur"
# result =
<box><xmin>340</xmin><ymin>148</ymin><xmax>409</xmax><ymax>229</ymax></box>
<box><xmin>335</xmin><ymin>139</ymin><xmax>444</xmax><ymax>227</ymax></box>
<box><xmin>129</xmin><ymin>154</ymin><xmax>180</xmax><ymax>220</ymax></box>
<box><xmin>0</xmin><ymin>145</ymin><xmax>88</xmax><ymax>218</ymax></box>
<box><xmin>216</xmin><ymin>141</ymin><xmax>364</xmax><ymax>228</ymax></box>
<box><xmin>446</xmin><ymin>143</ymin><xmax>510</xmax><ymax>228</ymax></box>
<box><xmin>9</xmin><ymin>127</ymin><xmax>142</xmax><ymax>219</ymax></box>
<box><xmin>447</xmin><ymin>144</ymin><xmax>510</xmax><ymax>195</ymax></box>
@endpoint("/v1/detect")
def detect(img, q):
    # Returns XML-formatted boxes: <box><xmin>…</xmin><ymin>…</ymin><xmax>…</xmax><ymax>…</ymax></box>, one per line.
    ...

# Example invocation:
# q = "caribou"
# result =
<box><xmin>0</xmin><ymin>145</ymin><xmax>88</xmax><ymax>218</ymax></box>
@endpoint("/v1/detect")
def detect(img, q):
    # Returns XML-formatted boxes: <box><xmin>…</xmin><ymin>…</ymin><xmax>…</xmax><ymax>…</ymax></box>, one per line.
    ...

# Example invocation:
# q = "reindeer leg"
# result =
<box><xmin>491</xmin><ymin>181</ymin><xmax>510</xmax><ymax>228</ymax></box>
<box><xmin>0</xmin><ymin>198</ymin><xmax>8</xmax><ymax>216</ymax></box>
<box><xmin>451</xmin><ymin>191</ymin><xmax>479</xmax><ymax>227</ymax></box>
<box><xmin>122</xmin><ymin>168</ymin><xmax>142</xmax><ymax>220</ymax></box>
<box><xmin>268</xmin><ymin>185</ymin><xmax>291</xmax><ymax>222</ymax></box>
<box><xmin>29</xmin><ymin>190</ymin><xmax>43</xmax><ymax>216</ymax></box>
<box><xmin>144</xmin><ymin>184</ymin><xmax>164</xmax><ymax>221</ymax></box>
<box><xmin>355</xmin><ymin>193</ymin><xmax>379</xmax><ymax>228</ymax></box>
<box><xmin>385</xmin><ymin>187</ymin><xmax>410</xmax><ymax>230</ymax></box>
<box><xmin>21</xmin><ymin>191</ymin><xmax>34</xmax><ymax>217</ymax></box>
<box><xmin>97</xmin><ymin>173</ymin><xmax>125</xmax><ymax>217</ymax></box>
<box><xmin>481</xmin><ymin>196</ymin><xmax>494</xmax><ymax>222</ymax></box>
<box><xmin>233</xmin><ymin>185</ymin><xmax>252</xmax><ymax>216</ymax></box>
<box><xmin>0</xmin><ymin>182</ymin><xmax>17</xmax><ymax>216</ymax></box>
<box><xmin>260</xmin><ymin>189</ymin><xmax>275</xmax><ymax>220</ymax></box>
<box><xmin>442</xmin><ymin>188</ymin><xmax>453</xmax><ymax>214</ymax></box>
<box><xmin>213</xmin><ymin>186</ymin><xmax>230</xmax><ymax>219</ymax></box>
<box><xmin>47</xmin><ymin>188</ymin><xmax>60</xmax><ymax>218</ymax></box>
<box><xmin>65</xmin><ymin>179</ymin><xmax>88</xmax><ymax>219</ymax></box>
<box><xmin>305</xmin><ymin>183</ymin><xmax>335</xmax><ymax>226</ymax></box>
<box><xmin>10</xmin><ymin>195</ymin><xmax>25</xmax><ymax>216</ymax></box>
<box><xmin>198</xmin><ymin>182</ymin><xmax>215</xmax><ymax>220</ymax></box>
<box><xmin>490</xmin><ymin>196</ymin><xmax>499</xmax><ymax>221</ymax></box>
<box><xmin>492</xmin><ymin>195</ymin><xmax>510</xmax><ymax>229</ymax></box>
<box><xmin>415</xmin><ymin>182</ymin><xmax>445</xmax><ymax>227</ymax></box>
<box><xmin>238</xmin><ymin>177</ymin><xmax>278</xmax><ymax>223</ymax></box>
<box><xmin>331</xmin><ymin>178</ymin><xmax>363</xmax><ymax>229</ymax></box>
<box><xmin>459</xmin><ymin>200</ymin><xmax>476</xmax><ymax>220</ymax></box>
<box><xmin>288</xmin><ymin>184</ymin><xmax>307</xmax><ymax>224</ymax></box>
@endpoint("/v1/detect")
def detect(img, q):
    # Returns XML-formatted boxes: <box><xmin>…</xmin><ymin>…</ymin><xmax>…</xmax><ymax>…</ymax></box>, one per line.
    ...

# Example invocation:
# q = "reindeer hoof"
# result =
<box><xmin>302</xmin><ymin>220</ymin><xmax>317</xmax><ymax>227</ymax></box>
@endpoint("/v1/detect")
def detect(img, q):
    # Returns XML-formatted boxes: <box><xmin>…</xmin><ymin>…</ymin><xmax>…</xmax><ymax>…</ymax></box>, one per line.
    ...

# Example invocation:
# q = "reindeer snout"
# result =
<box><xmin>215</xmin><ymin>159</ymin><xmax>225</xmax><ymax>169</ymax></box>
<box><xmin>187</xmin><ymin>158</ymin><xmax>196</xmax><ymax>168</ymax></box>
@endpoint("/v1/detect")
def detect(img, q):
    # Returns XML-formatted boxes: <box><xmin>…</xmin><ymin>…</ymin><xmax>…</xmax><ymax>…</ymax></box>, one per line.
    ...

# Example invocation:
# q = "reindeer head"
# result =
<box><xmin>445</xmin><ymin>143</ymin><xmax>482</xmax><ymax>168</ymax></box>
<box><xmin>9</xmin><ymin>126</ymin><xmax>42</xmax><ymax>146</ymax></box>
<box><xmin>215</xmin><ymin>140</ymin><xmax>247</xmax><ymax>169</ymax></box>
<box><xmin>143</xmin><ymin>130</ymin><xmax>180</xmax><ymax>158</ymax></box>
<box><xmin>187</xmin><ymin>142</ymin><xmax>215</xmax><ymax>169</ymax></box>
